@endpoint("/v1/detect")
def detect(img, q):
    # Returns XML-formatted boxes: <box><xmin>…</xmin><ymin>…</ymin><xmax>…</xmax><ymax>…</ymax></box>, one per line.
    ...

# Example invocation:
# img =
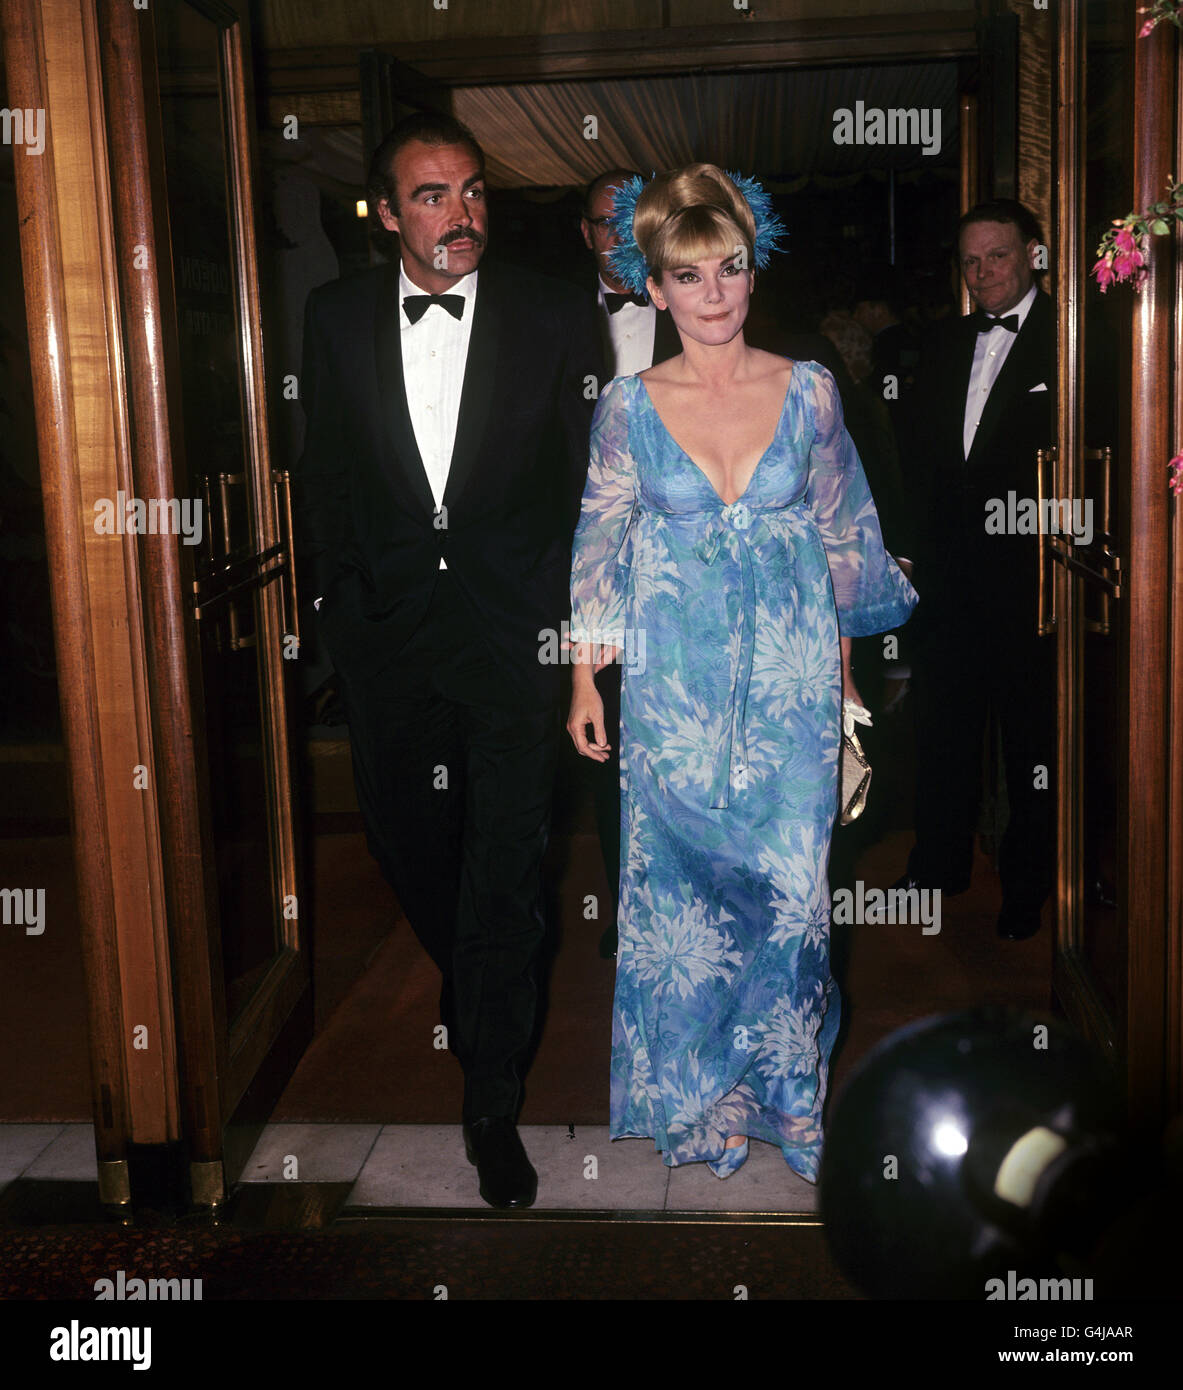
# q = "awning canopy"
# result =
<box><xmin>266</xmin><ymin>62</ymin><xmax>960</xmax><ymax>195</ymax></box>
<box><xmin>455</xmin><ymin>63</ymin><xmax>959</xmax><ymax>188</ymax></box>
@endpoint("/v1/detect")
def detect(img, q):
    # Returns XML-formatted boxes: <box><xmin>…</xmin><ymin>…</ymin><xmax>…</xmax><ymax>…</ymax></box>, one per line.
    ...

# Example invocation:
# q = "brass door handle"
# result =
<box><xmin>1084</xmin><ymin>445</ymin><xmax>1115</xmax><ymax>636</ymax></box>
<box><xmin>1036</xmin><ymin>446</ymin><xmax>1056</xmax><ymax>635</ymax></box>
<box><xmin>272</xmin><ymin>469</ymin><xmax>299</xmax><ymax>647</ymax></box>
<box><xmin>1037</xmin><ymin>444</ymin><xmax>1121</xmax><ymax>638</ymax></box>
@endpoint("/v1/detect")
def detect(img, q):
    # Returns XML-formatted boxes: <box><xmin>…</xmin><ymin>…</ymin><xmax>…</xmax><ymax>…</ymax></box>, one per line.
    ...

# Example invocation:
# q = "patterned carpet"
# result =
<box><xmin>0</xmin><ymin>1216</ymin><xmax>857</xmax><ymax>1300</ymax></box>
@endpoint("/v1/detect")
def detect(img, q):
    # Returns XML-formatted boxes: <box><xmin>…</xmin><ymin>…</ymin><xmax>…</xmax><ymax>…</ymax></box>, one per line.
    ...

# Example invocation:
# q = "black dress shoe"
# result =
<box><xmin>997</xmin><ymin>901</ymin><xmax>1043</xmax><ymax>940</ymax></box>
<box><xmin>463</xmin><ymin>1116</ymin><xmax>538</xmax><ymax>1209</ymax></box>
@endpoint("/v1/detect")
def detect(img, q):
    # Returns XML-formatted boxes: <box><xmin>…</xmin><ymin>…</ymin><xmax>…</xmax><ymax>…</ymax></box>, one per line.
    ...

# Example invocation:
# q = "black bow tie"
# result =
<box><xmin>403</xmin><ymin>293</ymin><xmax>465</xmax><ymax>324</ymax></box>
<box><xmin>605</xmin><ymin>291</ymin><xmax>648</xmax><ymax>315</ymax></box>
<box><xmin>974</xmin><ymin>311</ymin><xmax>1019</xmax><ymax>334</ymax></box>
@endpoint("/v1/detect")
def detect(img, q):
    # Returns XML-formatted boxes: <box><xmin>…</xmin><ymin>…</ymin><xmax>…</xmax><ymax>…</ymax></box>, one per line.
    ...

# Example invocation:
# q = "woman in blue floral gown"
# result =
<box><xmin>567</xmin><ymin>164</ymin><xmax>916</xmax><ymax>1182</ymax></box>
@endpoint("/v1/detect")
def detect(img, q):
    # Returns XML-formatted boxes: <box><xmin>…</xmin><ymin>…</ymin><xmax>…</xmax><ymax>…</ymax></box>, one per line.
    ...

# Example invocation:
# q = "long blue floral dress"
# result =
<box><xmin>569</xmin><ymin>362</ymin><xmax>917</xmax><ymax>1182</ymax></box>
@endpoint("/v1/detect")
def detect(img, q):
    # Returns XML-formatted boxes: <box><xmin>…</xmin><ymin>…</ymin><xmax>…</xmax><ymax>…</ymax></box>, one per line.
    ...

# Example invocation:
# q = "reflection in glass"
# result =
<box><xmin>156</xmin><ymin>1</ymin><xmax>284</xmax><ymax>1020</ymax></box>
<box><xmin>1076</xmin><ymin>4</ymin><xmax>1128</xmax><ymax>1019</ymax></box>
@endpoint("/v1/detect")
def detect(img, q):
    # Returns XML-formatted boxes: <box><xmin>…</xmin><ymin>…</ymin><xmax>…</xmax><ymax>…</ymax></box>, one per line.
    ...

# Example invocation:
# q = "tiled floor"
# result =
<box><xmin>0</xmin><ymin>1122</ymin><xmax>818</xmax><ymax>1214</ymax></box>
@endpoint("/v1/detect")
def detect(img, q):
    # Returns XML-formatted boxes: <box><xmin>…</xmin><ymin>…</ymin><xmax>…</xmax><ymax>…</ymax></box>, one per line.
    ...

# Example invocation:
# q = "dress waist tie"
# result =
<box><xmin>691</xmin><ymin>501</ymin><xmax>798</xmax><ymax>810</ymax></box>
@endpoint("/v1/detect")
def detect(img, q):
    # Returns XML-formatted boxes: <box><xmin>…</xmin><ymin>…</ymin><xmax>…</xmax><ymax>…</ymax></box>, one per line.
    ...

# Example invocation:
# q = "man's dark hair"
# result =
<box><xmin>583</xmin><ymin>168</ymin><xmax>642</xmax><ymax>219</ymax></box>
<box><xmin>367</xmin><ymin>111</ymin><xmax>485</xmax><ymax>217</ymax></box>
<box><xmin>958</xmin><ymin>198</ymin><xmax>1044</xmax><ymax>249</ymax></box>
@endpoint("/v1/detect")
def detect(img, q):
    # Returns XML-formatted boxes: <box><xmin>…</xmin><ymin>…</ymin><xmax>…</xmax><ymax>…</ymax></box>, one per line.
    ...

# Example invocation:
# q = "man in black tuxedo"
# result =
<box><xmin>897</xmin><ymin>199</ymin><xmax>1056</xmax><ymax>940</ymax></box>
<box><xmin>293</xmin><ymin>113</ymin><xmax>603</xmax><ymax>1207</ymax></box>
<box><xmin>577</xmin><ymin>170</ymin><xmax>680</xmax><ymax>958</ymax></box>
<box><xmin>580</xmin><ymin>169</ymin><xmax>682</xmax><ymax>378</ymax></box>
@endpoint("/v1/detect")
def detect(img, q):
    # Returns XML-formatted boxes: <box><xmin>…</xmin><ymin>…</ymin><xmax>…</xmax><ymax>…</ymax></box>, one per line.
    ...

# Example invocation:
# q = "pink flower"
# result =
<box><xmin>1170</xmin><ymin>454</ymin><xmax>1183</xmax><ymax>496</ymax></box>
<box><xmin>1109</xmin><ymin>229</ymin><xmax>1148</xmax><ymax>286</ymax></box>
<box><xmin>1092</xmin><ymin>257</ymin><xmax>1116</xmax><ymax>292</ymax></box>
<box><xmin>1141</xmin><ymin>20</ymin><xmax>1156</xmax><ymax>37</ymax></box>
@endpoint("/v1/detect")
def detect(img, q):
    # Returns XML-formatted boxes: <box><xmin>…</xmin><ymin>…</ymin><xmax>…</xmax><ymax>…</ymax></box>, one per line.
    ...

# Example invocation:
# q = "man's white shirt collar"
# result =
<box><xmin>984</xmin><ymin>282</ymin><xmax>1038</xmax><ymax>330</ymax></box>
<box><xmin>598</xmin><ymin>275</ymin><xmax>648</xmax><ymax>306</ymax></box>
<box><xmin>399</xmin><ymin>258</ymin><xmax>478</xmax><ymax>319</ymax></box>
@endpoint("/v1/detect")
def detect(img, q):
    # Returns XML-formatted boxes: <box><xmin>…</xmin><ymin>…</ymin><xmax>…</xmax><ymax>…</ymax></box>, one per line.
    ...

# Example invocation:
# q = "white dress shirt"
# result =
<box><xmin>598</xmin><ymin>275</ymin><xmax>657</xmax><ymax>377</ymax></box>
<box><xmin>400</xmin><ymin>259</ymin><xmax>478</xmax><ymax>568</ymax></box>
<box><xmin>963</xmin><ymin>283</ymin><xmax>1038</xmax><ymax>459</ymax></box>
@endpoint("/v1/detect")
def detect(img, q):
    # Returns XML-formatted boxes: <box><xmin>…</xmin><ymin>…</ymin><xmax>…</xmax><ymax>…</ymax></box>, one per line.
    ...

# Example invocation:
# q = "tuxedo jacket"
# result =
<box><xmin>583</xmin><ymin>270</ymin><xmax>681</xmax><ymax>372</ymax></box>
<box><xmin>647</xmin><ymin>296</ymin><xmax>682</xmax><ymax>367</ymax></box>
<box><xmin>293</xmin><ymin>257</ymin><xmax>605</xmax><ymax>701</ymax></box>
<box><xmin>905</xmin><ymin>288</ymin><xmax>1055</xmax><ymax>634</ymax></box>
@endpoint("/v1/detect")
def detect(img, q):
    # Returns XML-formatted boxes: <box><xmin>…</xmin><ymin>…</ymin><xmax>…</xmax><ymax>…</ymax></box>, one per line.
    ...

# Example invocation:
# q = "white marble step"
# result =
<box><xmin>0</xmin><ymin>1122</ymin><xmax>820</xmax><ymax>1214</ymax></box>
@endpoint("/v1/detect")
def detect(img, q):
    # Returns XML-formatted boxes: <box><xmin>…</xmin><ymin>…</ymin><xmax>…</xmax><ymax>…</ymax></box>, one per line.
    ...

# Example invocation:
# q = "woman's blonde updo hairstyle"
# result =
<box><xmin>632</xmin><ymin>164</ymin><xmax>756</xmax><ymax>286</ymax></box>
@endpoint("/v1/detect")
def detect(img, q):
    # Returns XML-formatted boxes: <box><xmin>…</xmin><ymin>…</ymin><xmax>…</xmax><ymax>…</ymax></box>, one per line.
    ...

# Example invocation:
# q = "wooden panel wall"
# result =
<box><xmin>1125</xmin><ymin>12</ymin><xmax>1174</xmax><ymax>1129</ymax></box>
<box><xmin>258</xmin><ymin>0</ymin><xmax>975</xmax><ymax>50</ymax></box>
<box><xmin>260</xmin><ymin>11</ymin><xmax>980</xmax><ymax>127</ymax></box>
<box><xmin>1007</xmin><ymin>0</ymin><xmax>1052</xmax><ymax>245</ymax></box>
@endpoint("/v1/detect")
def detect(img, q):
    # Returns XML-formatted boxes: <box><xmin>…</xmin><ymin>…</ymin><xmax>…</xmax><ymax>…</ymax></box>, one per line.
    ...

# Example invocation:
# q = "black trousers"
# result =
<box><xmin>589</xmin><ymin>663</ymin><xmax>622</xmax><ymax>928</ymax></box>
<box><xmin>907</xmin><ymin>591</ymin><xmax>1056</xmax><ymax>909</ymax></box>
<box><xmin>336</xmin><ymin>570</ymin><xmax>559</xmax><ymax>1119</ymax></box>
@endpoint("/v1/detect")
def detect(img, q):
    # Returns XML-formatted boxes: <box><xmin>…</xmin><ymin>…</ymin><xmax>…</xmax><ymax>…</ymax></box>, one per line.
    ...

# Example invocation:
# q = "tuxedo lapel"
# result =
<box><xmin>373</xmin><ymin>261</ymin><xmax>436</xmax><ymax>516</ymax></box>
<box><xmin>442</xmin><ymin>262</ymin><xmax>500</xmax><ymax>511</ymax></box>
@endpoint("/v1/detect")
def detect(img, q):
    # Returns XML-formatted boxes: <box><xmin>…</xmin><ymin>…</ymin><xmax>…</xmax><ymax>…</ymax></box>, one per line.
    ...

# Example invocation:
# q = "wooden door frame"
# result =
<box><xmin>1125</xmin><ymin>0</ymin><xmax>1176</xmax><ymax>1133</ymax></box>
<box><xmin>104</xmin><ymin>0</ymin><xmax>313</xmax><ymax>1198</ymax></box>
<box><xmin>98</xmin><ymin>0</ymin><xmax>228</xmax><ymax>1207</ymax></box>
<box><xmin>1171</xmin><ymin>45</ymin><xmax>1183</xmax><ymax>1126</ymax></box>
<box><xmin>1052</xmin><ymin>0</ymin><xmax>1179</xmax><ymax>1134</ymax></box>
<box><xmin>0</xmin><ymin>0</ymin><xmax>179</xmax><ymax>1207</ymax></box>
<box><xmin>0</xmin><ymin>0</ymin><xmax>311</xmax><ymax>1211</ymax></box>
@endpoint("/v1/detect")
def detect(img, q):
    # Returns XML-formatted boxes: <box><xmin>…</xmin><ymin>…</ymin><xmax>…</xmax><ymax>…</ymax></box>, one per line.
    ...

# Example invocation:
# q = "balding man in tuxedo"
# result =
<box><xmin>896</xmin><ymin>199</ymin><xmax>1056</xmax><ymax>940</ymax></box>
<box><xmin>580</xmin><ymin>169</ymin><xmax>682</xmax><ymax>379</ymax></box>
<box><xmin>578</xmin><ymin>170</ymin><xmax>680</xmax><ymax>956</ymax></box>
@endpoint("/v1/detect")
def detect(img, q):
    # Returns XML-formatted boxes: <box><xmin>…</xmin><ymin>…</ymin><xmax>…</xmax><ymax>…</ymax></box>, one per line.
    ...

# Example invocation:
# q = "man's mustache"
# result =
<box><xmin>439</xmin><ymin>228</ymin><xmax>485</xmax><ymax>247</ymax></box>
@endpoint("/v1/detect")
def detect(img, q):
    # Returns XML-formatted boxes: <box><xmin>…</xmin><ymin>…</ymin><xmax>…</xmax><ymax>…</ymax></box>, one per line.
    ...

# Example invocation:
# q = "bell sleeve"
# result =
<box><xmin>569</xmin><ymin>376</ymin><xmax>638</xmax><ymax>649</ymax></box>
<box><xmin>805</xmin><ymin>364</ymin><xmax>918</xmax><ymax>637</ymax></box>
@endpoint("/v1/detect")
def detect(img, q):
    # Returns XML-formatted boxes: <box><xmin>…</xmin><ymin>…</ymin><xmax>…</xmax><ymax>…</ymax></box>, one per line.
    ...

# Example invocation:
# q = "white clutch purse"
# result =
<box><xmin>840</xmin><ymin>699</ymin><xmax>873</xmax><ymax>824</ymax></box>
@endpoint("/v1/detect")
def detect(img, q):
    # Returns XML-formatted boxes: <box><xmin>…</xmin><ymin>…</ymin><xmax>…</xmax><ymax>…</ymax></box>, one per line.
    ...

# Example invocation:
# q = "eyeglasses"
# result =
<box><xmin>584</xmin><ymin>216</ymin><xmax>614</xmax><ymax>229</ymax></box>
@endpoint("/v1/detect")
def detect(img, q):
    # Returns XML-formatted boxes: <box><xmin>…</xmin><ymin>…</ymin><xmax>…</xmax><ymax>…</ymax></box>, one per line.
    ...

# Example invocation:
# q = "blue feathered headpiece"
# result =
<box><xmin>606</xmin><ymin>170</ymin><xmax>788</xmax><ymax>296</ymax></box>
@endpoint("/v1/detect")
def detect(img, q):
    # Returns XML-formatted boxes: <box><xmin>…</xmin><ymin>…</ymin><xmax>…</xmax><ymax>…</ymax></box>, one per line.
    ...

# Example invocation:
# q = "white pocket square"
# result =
<box><xmin>1029</xmin><ymin>383</ymin><xmax>1048</xmax><ymax>392</ymax></box>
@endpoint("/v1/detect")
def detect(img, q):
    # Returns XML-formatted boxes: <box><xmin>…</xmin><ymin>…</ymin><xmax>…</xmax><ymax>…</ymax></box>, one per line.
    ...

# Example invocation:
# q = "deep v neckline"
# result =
<box><xmin>638</xmin><ymin>368</ymin><xmax>795</xmax><ymax>507</ymax></box>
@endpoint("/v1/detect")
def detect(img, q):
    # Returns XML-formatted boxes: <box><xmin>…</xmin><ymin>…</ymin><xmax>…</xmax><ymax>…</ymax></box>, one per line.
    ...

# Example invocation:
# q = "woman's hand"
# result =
<box><xmin>843</xmin><ymin>670</ymin><xmax>867</xmax><ymax>713</ymax></box>
<box><xmin>567</xmin><ymin>668</ymin><xmax>611</xmax><ymax>761</ymax></box>
<box><xmin>840</xmin><ymin>636</ymin><xmax>866</xmax><ymax>712</ymax></box>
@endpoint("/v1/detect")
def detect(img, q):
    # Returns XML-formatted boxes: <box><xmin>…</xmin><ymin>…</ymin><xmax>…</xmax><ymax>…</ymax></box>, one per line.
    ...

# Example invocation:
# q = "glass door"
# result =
<box><xmin>1051</xmin><ymin>0</ymin><xmax>1174</xmax><ymax>1128</ymax></box>
<box><xmin>146</xmin><ymin>0</ymin><xmax>311</xmax><ymax>1200</ymax></box>
<box><xmin>1048</xmin><ymin>0</ymin><xmax>1129</xmax><ymax>1070</ymax></box>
